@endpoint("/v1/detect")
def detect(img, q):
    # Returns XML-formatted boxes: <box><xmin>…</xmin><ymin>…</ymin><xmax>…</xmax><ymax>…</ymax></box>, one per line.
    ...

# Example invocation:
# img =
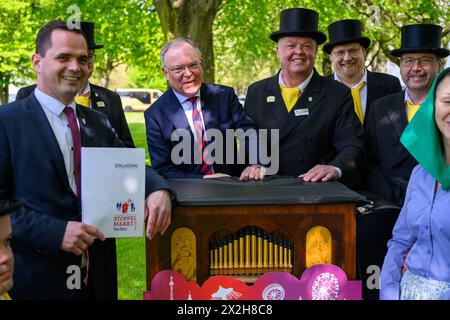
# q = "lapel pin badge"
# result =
<box><xmin>97</xmin><ymin>101</ymin><xmax>106</xmax><ymax>108</ymax></box>
<box><xmin>266</xmin><ymin>96</ymin><xmax>275</xmax><ymax>103</ymax></box>
<box><xmin>81</xmin><ymin>118</ymin><xmax>87</xmax><ymax>125</ymax></box>
<box><xmin>308</xmin><ymin>97</ymin><xmax>313</xmax><ymax>102</ymax></box>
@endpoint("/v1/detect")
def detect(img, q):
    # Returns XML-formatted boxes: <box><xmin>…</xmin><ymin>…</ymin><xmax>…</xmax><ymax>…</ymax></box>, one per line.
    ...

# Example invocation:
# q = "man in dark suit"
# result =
<box><xmin>324</xmin><ymin>19</ymin><xmax>402</xmax><ymax>126</ymax></box>
<box><xmin>15</xmin><ymin>22</ymin><xmax>134</xmax><ymax>148</ymax></box>
<box><xmin>0</xmin><ymin>20</ymin><xmax>172</xmax><ymax>300</ymax></box>
<box><xmin>244</xmin><ymin>8</ymin><xmax>364</xmax><ymax>184</ymax></box>
<box><xmin>364</xmin><ymin>23</ymin><xmax>449</xmax><ymax>204</ymax></box>
<box><xmin>145</xmin><ymin>38</ymin><xmax>265</xmax><ymax>180</ymax></box>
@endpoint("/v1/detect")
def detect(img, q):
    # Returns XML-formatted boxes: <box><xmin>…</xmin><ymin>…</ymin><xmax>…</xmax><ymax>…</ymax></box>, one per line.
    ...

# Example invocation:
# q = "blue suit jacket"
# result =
<box><xmin>0</xmin><ymin>94</ymin><xmax>171</xmax><ymax>299</ymax></box>
<box><xmin>145</xmin><ymin>84</ymin><xmax>257</xmax><ymax>178</ymax></box>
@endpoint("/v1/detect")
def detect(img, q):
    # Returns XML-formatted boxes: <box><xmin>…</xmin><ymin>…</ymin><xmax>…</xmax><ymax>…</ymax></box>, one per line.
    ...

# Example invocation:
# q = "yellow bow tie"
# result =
<box><xmin>75</xmin><ymin>91</ymin><xmax>91</xmax><ymax>108</ymax></box>
<box><xmin>351</xmin><ymin>81</ymin><xmax>366</xmax><ymax>124</ymax></box>
<box><xmin>406</xmin><ymin>101</ymin><xmax>420</xmax><ymax>122</ymax></box>
<box><xmin>280</xmin><ymin>85</ymin><xmax>301</xmax><ymax>112</ymax></box>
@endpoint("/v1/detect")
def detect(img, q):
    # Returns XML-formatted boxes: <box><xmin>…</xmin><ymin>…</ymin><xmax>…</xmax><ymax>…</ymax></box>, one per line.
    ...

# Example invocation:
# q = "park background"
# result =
<box><xmin>1</xmin><ymin>0</ymin><xmax>449</xmax><ymax>299</ymax></box>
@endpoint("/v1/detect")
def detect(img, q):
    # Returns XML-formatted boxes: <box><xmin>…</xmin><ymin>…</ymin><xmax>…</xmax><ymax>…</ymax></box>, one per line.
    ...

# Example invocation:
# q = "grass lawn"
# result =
<box><xmin>117</xmin><ymin>112</ymin><xmax>149</xmax><ymax>300</ymax></box>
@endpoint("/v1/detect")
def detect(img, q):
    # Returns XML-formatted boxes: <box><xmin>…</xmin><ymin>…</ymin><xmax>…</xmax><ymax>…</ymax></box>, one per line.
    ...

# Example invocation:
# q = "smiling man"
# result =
<box><xmin>324</xmin><ymin>19</ymin><xmax>402</xmax><ymax>126</ymax></box>
<box><xmin>364</xmin><ymin>23</ymin><xmax>449</xmax><ymax>204</ymax></box>
<box><xmin>145</xmin><ymin>38</ymin><xmax>264</xmax><ymax>180</ymax></box>
<box><xmin>244</xmin><ymin>8</ymin><xmax>364</xmax><ymax>185</ymax></box>
<box><xmin>0</xmin><ymin>20</ymin><xmax>173</xmax><ymax>300</ymax></box>
<box><xmin>16</xmin><ymin>22</ymin><xmax>134</xmax><ymax>148</ymax></box>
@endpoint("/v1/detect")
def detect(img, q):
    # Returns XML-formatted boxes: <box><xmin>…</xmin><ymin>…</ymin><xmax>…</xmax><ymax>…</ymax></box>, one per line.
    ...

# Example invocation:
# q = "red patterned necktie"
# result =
<box><xmin>63</xmin><ymin>106</ymin><xmax>91</xmax><ymax>287</ymax></box>
<box><xmin>188</xmin><ymin>97</ymin><xmax>213</xmax><ymax>175</ymax></box>
<box><xmin>63</xmin><ymin>107</ymin><xmax>81</xmax><ymax>197</ymax></box>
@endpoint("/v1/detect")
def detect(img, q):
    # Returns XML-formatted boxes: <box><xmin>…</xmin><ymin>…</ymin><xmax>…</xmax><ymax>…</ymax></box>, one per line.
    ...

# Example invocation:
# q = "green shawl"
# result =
<box><xmin>400</xmin><ymin>67</ymin><xmax>450</xmax><ymax>190</ymax></box>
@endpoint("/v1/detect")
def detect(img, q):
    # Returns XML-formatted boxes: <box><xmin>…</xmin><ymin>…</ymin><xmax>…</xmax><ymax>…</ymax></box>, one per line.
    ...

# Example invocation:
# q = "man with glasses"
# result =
<box><xmin>244</xmin><ymin>8</ymin><xmax>364</xmax><ymax>184</ymax></box>
<box><xmin>16</xmin><ymin>22</ymin><xmax>134</xmax><ymax>148</ymax></box>
<box><xmin>145</xmin><ymin>37</ymin><xmax>264</xmax><ymax>180</ymax></box>
<box><xmin>364</xmin><ymin>23</ymin><xmax>449</xmax><ymax>204</ymax></box>
<box><xmin>324</xmin><ymin>19</ymin><xmax>402</xmax><ymax>126</ymax></box>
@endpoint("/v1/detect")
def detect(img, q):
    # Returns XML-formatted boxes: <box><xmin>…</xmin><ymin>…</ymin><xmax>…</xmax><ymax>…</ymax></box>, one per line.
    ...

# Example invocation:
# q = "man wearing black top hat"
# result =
<box><xmin>364</xmin><ymin>23</ymin><xmax>449</xmax><ymax>204</ymax></box>
<box><xmin>244</xmin><ymin>8</ymin><xmax>364</xmax><ymax>185</ymax></box>
<box><xmin>16</xmin><ymin>22</ymin><xmax>134</xmax><ymax>148</ymax></box>
<box><xmin>324</xmin><ymin>19</ymin><xmax>402</xmax><ymax>126</ymax></box>
<box><xmin>0</xmin><ymin>200</ymin><xmax>24</xmax><ymax>300</ymax></box>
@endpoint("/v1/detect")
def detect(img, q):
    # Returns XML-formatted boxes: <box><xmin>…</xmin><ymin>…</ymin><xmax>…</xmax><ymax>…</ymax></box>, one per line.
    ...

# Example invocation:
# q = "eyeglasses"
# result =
<box><xmin>164</xmin><ymin>61</ymin><xmax>201</xmax><ymax>74</ymax></box>
<box><xmin>331</xmin><ymin>47</ymin><xmax>361</xmax><ymax>58</ymax></box>
<box><xmin>400</xmin><ymin>56</ymin><xmax>439</xmax><ymax>67</ymax></box>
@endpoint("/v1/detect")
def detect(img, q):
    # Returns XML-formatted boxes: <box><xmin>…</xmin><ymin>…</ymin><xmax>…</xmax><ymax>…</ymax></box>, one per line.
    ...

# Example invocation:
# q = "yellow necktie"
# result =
<box><xmin>351</xmin><ymin>81</ymin><xmax>366</xmax><ymax>124</ymax></box>
<box><xmin>406</xmin><ymin>101</ymin><xmax>420</xmax><ymax>122</ymax></box>
<box><xmin>1</xmin><ymin>292</ymin><xmax>11</xmax><ymax>300</ymax></box>
<box><xmin>75</xmin><ymin>91</ymin><xmax>91</xmax><ymax>108</ymax></box>
<box><xmin>280</xmin><ymin>85</ymin><xmax>301</xmax><ymax>112</ymax></box>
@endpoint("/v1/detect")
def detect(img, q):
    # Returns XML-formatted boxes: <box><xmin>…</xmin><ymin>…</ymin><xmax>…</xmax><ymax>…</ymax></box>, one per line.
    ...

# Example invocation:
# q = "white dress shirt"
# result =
<box><xmin>34</xmin><ymin>89</ymin><xmax>78</xmax><ymax>195</ymax></box>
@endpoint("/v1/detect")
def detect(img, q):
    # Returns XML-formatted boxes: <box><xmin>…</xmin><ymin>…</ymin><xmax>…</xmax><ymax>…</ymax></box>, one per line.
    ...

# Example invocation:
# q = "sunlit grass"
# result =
<box><xmin>117</xmin><ymin>111</ymin><xmax>148</xmax><ymax>300</ymax></box>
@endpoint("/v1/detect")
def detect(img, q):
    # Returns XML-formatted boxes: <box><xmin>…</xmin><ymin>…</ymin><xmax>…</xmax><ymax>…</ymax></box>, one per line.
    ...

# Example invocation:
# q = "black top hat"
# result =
<box><xmin>270</xmin><ymin>8</ymin><xmax>327</xmax><ymax>44</ymax></box>
<box><xmin>391</xmin><ymin>23</ymin><xmax>450</xmax><ymax>58</ymax></box>
<box><xmin>323</xmin><ymin>19</ymin><xmax>371</xmax><ymax>54</ymax></box>
<box><xmin>0</xmin><ymin>200</ymin><xmax>25</xmax><ymax>217</ymax></box>
<box><xmin>80</xmin><ymin>21</ymin><xmax>104</xmax><ymax>50</ymax></box>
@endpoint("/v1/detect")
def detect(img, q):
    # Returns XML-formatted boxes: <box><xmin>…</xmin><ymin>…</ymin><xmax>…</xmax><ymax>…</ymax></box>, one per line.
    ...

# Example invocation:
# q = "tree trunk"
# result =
<box><xmin>0</xmin><ymin>73</ymin><xmax>10</xmax><ymax>105</ymax></box>
<box><xmin>322</xmin><ymin>57</ymin><xmax>332</xmax><ymax>77</ymax></box>
<box><xmin>100</xmin><ymin>59</ymin><xmax>114</xmax><ymax>88</ymax></box>
<box><xmin>154</xmin><ymin>0</ymin><xmax>223</xmax><ymax>84</ymax></box>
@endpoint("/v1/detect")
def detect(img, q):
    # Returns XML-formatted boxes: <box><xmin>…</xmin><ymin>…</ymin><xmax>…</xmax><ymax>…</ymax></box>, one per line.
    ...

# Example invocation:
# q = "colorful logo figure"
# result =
<box><xmin>116</xmin><ymin>199</ymin><xmax>136</xmax><ymax>214</ymax></box>
<box><xmin>211</xmin><ymin>286</ymin><xmax>242</xmax><ymax>300</ymax></box>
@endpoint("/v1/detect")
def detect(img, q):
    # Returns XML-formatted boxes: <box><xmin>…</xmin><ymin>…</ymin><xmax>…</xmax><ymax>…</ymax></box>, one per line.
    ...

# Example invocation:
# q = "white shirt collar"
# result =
<box><xmin>172</xmin><ymin>88</ymin><xmax>201</xmax><ymax>105</ymax></box>
<box><xmin>79</xmin><ymin>82</ymin><xmax>91</xmax><ymax>96</ymax></box>
<box><xmin>34</xmin><ymin>88</ymin><xmax>77</xmax><ymax>116</ymax></box>
<box><xmin>404</xmin><ymin>89</ymin><xmax>426</xmax><ymax>105</ymax></box>
<box><xmin>278</xmin><ymin>69</ymin><xmax>314</xmax><ymax>91</ymax></box>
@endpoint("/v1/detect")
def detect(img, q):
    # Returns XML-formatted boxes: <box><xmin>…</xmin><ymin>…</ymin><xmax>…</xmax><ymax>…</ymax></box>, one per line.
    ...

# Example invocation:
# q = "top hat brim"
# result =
<box><xmin>0</xmin><ymin>199</ymin><xmax>25</xmax><ymax>216</ymax></box>
<box><xmin>390</xmin><ymin>47</ymin><xmax>450</xmax><ymax>58</ymax></box>
<box><xmin>270</xmin><ymin>30</ymin><xmax>327</xmax><ymax>44</ymax></box>
<box><xmin>89</xmin><ymin>44</ymin><xmax>104</xmax><ymax>50</ymax></box>
<box><xmin>323</xmin><ymin>36</ymin><xmax>371</xmax><ymax>54</ymax></box>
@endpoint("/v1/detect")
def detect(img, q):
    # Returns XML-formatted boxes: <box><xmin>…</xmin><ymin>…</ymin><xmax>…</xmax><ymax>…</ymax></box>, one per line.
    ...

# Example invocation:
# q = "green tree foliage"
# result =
<box><xmin>1</xmin><ymin>0</ymin><xmax>449</xmax><ymax>104</ymax></box>
<box><xmin>39</xmin><ymin>0</ymin><xmax>165</xmax><ymax>88</ymax></box>
<box><xmin>0</xmin><ymin>0</ymin><xmax>40</xmax><ymax>104</ymax></box>
<box><xmin>214</xmin><ymin>0</ymin><xmax>449</xmax><ymax>92</ymax></box>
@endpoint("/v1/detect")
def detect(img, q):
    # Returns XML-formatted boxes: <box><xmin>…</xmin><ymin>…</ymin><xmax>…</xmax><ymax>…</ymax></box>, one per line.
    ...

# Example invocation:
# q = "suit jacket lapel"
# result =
<box><xmin>90</xmin><ymin>88</ymin><xmax>101</xmax><ymax>110</ymax></box>
<box><xmin>279</xmin><ymin>70</ymin><xmax>324</xmax><ymax>141</ymax></box>
<box><xmin>387</xmin><ymin>91</ymin><xmax>408</xmax><ymax>140</ymax></box>
<box><xmin>263</xmin><ymin>73</ymin><xmax>290</xmax><ymax>127</ymax></box>
<box><xmin>160</xmin><ymin>89</ymin><xmax>191</xmax><ymax>133</ymax></box>
<box><xmin>77</xmin><ymin>106</ymin><xmax>91</xmax><ymax>146</ymax></box>
<box><xmin>200</xmin><ymin>84</ymin><xmax>220</xmax><ymax>131</ymax></box>
<box><xmin>27</xmin><ymin>95</ymin><xmax>74</xmax><ymax>196</ymax></box>
<box><xmin>366</xmin><ymin>71</ymin><xmax>382</xmax><ymax>122</ymax></box>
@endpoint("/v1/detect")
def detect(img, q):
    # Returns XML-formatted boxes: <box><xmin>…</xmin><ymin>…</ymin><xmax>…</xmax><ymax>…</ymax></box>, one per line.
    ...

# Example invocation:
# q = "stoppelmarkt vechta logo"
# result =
<box><xmin>114</xmin><ymin>198</ymin><xmax>137</xmax><ymax>231</ymax></box>
<box><xmin>116</xmin><ymin>198</ymin><xmax>136</xmax><ymax>214</ymax></box>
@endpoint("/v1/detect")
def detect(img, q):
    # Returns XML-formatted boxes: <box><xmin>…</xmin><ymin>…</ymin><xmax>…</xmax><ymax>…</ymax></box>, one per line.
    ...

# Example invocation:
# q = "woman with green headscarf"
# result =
<box><xmin>380</xmin><ymin>67</ymin><xmax>450</xmax><ymax>300</ymax></box>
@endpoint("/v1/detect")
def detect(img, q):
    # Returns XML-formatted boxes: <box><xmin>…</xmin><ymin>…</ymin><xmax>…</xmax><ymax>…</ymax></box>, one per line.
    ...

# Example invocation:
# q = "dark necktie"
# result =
<box><xmin>63</xmin><ymin>106</ymin><xmax>91</xmax><ymax>287</ymax></box>
<box><xmin>63</xmin><ymin>107</ymin><xmax>81</xmax><ymax>197</ymax></box>
<box><xmin>188</xmin><ymin>97</ymin><xmax>212</xmax><ymax>175</ymax></box>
